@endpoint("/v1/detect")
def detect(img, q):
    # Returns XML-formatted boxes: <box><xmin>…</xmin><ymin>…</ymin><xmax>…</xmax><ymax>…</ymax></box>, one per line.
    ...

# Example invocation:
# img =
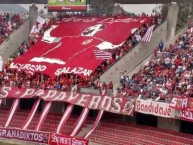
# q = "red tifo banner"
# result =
<box><xmin>10</xmin><ymin>16</ymin><xmax>152</xmax><ymax>77</ymax></box>
<box><xmin>0</xmin><ymin>128</ymin><xmax>48</xmax><ymax>144</ymax></box>
<box><xmin>0</xmin><ymin>86</ymin><xmax>135</xmax><ymax>116</ymax></box>
<box><xmin>49</xmin><ymin>133</ymin><xmax>88</xmax><ymax>145</ymax></box>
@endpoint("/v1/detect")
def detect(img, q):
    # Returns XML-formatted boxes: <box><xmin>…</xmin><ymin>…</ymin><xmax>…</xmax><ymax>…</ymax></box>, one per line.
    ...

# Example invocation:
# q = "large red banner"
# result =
<box><xmin>10</xmin><ymin>16</ymin><xmax>152</xmax><ymax>77</ymax></box>
<box><xmin>49</xmin><ymin>133</ymin><xmax>89</xmax><ymax>145</ymax></box>
<box><xmin>0</xmin><ymin>128</ymin><xmax>48</xmax><ymax>143</ymax></box>
<box><xmin>0</xmin><ymin>86</ymin><xmax>135</xmax><ymax>116</ymax></box>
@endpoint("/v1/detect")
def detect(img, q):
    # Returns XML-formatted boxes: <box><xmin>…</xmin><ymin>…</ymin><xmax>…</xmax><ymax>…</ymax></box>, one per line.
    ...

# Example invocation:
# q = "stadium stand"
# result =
<box><xmin>118</xmin><ymin>27</ymin><xmax>193</xmax><ymax>100</ymax></box>
<box><xmin>1</xmin><ymin>5</ymin><xmax>193</xmax><ymax>145</ymax></box>
<box><xmin>0</xmin><ymin>14</ymin><xmax>164</xmax><ymax>93</ymax></box>
<box><xmin>0</xmin><ymin>12</ymin><xmax>23</xmax><ymax>44</ymax></box>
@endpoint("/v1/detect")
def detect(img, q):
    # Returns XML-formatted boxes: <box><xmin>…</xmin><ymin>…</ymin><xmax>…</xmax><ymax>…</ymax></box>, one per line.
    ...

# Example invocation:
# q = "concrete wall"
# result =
<box><xmin>0</xmin><ymin>19</ymin><xmax>30</xmax><ymax>61</ymax></box>
<box><xmin>99</xmin><ymin>21</ymin><xmax>168</xmax><ymax>89</ymax></box>
<box><xmin>165</xmin><ymin>26</ymin><xmax>187</xmax><ymax>47</ymax></box>
<box><xmin>157</xmin><ymin>117</ymin><xmax>180</xmax><ymax>132</ymax></box>
<box><xmin>29</xmin><ymin>4</ymin><xmax>38</xmax><ymax>34</ymax></box>
<box><xmin>80</xmin><ymin>88</ymin><xmax>100</xmax><ymax>95</ymax></box>
<box><xmin>167</xmin><ymin>3</ymin><xmax>179</xmax><ymax>38</ymax></box>
<box><xmin>50</xmin><ymin>102</ymin><xmax>66</xmax><ymax>114</ymax></box>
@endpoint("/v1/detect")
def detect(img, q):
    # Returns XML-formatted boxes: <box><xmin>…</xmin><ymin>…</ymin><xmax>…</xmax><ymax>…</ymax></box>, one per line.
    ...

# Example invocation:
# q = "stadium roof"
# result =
<box><xmin>0</xmin><ymin>0</ymin><xmax>192</xmax><ymax>4</ymax></box>
<box><xmin>113</xmin><ymin>0</ymin><xmax>193</xmax><ymax>4</ymax></box>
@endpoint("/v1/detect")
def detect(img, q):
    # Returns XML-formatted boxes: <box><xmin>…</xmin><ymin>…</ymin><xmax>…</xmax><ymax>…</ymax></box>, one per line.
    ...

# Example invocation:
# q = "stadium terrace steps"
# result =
<box><xmin>76</xmin><ymin>120</ymin><xmax>94</xmax><ymax>137</ymax></box>
<box><xmin>99</xmin><ymin>49</ymin><xmax>143</xmax><ymax>89</ymax></box>
<box><xmin>89</xmin><ymin>121</ymin><xmax>193</xmax><ymax>145</ymax></box>
<box><xmin>9</xmin><ymin>110</ymin><xmax>30</xmax><ymax>128</ymax></box>
<box><xmin>60</xmin><ymin>116</ymin><xmax>79</xmax><ymax>135</ymax></box>
<box><xmin>0</xmin><ymin>105</ymin><xmax>96</xmax><ymax>137</ymax></box>
<box><xmin>40</xmin><ymin>113</ymin><xmax>63</xmax><ymax>133</ymax></box>
<box><xmin>0</xmin><ymin>106</ymin><xmax>93</xmax><ymax>136</ymax></box>
<box><xmin>88</xmin><ymin>142</ymin><xmax>101</xmax><ymax>145</ymax></box>
<box><xmin>0</xmin><ymin>108</ymin><xmax>9</xmax><ymax>127</ymax></box>
<box><xmin>99</xmin><ymin>21</ymin><xmax>168</xmax><ymax>89</ymax></box>
<box><xmin>0</xmin><ymin>107</ymin><xmax>193</xmax><ymax>145</ymax></box>
<box><xmin>26</xmin><ymin>112</ymin><xmax>41</xmax><ymax>130</ymax></box>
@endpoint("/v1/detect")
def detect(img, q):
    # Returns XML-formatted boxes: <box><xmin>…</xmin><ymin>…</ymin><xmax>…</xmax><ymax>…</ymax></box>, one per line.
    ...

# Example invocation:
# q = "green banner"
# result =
<box><xmin>48</xmin><ymin>0</ymin><xmax>86</xmax><ymax>7</ymax></box>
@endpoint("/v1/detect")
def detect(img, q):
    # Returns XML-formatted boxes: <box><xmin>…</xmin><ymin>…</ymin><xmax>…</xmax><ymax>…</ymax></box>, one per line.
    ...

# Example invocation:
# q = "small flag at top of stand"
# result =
<box><xmin>141</xmin><ymin>25</ymin><xmax>155</xmax><ymax>42</ymax></box>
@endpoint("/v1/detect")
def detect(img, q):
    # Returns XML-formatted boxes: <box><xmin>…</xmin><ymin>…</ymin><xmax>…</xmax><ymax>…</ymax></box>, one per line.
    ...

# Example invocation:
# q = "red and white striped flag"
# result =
<box><xmin>141</xmin><ymin>25</ymin><xmax>155</xmax><ymax>42</ymax></box>
<box><xmin>93</xmin><ymin>50</ymin><xmax>112</xmax><ymax>60</ymax></box>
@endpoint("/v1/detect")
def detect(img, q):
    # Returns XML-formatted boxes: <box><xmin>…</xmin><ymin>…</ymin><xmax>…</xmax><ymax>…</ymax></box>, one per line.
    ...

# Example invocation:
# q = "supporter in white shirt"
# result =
<box><xmin>184</xmin><ymin>71</ymin><xmax>191</xmax><ymax>79</ymax></box>
<box><xmin>135</xmin><ymin>34</ymin><xmax>141</xmax><ymax>42</ymax></box>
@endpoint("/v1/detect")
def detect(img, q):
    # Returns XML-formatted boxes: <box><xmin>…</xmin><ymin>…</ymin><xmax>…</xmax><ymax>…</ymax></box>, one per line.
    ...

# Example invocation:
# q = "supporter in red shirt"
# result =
<box><xmin>102</xmin><ymin>82</ymin><xmax>107</xmax><ymax>91</ymax></box>
<box><xmin>108</xmin><ymin>81</ymin><xmax>113</xmax><ymax>91</ymax></box>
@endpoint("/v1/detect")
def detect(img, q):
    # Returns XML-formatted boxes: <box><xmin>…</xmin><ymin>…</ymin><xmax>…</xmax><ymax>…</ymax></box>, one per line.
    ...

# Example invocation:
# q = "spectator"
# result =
<box><xmin>159</xmin><ymin>40</ymin><xmax>164</xmax><ymax>52</ymax></box>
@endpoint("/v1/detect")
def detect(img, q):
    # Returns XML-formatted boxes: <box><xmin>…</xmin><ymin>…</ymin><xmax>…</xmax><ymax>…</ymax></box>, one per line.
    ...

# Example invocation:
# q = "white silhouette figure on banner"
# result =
<box><xmin>30</xmin><ymin>23</ymin><xmax>124</xmax><ymax>64</ymax></box>
<box><xmin>41</xmin><ymin>25</ymin><xmax>61</xmax><ymax>43</ymax></box>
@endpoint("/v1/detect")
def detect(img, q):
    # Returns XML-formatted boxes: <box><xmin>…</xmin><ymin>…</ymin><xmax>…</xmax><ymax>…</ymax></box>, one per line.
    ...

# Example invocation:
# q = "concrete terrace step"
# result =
<box><xmin>76</xmin><ymin>124</ymin><xmax>93</xmax><ymax>137</ymax></box>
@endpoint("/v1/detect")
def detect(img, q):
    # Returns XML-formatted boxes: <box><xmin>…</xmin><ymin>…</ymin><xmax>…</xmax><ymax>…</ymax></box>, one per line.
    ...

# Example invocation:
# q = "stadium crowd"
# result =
<box><xmin>0</xmin><ymin>12</ymin><xmax>23</xmax><ymax>44</ymax></box>
<box><xmin>119</xmin><ymin>27</ymin><xmax>193</xmax><ymax>101</ymax></box>
<box><xmin>0</xmin><ymin>13</ymin><xmax>165</xmax><ymax>93</ymax></box>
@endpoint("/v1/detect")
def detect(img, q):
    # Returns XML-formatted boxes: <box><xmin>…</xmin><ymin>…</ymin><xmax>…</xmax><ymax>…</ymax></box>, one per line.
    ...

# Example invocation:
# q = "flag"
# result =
<box><xmin>30</xmin><ymin>16</ymin><xmax>46</xmax><ymax>36</ymax></box>
<box><xmin>141</xmin><ymin>25</ymin><xmax>155</xmax><ymax>42</ymax></box>
<box><xmin>191</xmin><ymin>27</ymin><xmax>193</xmax><ymax>33</ymax></box>
<box><xmin>93</xmin><ymin>50</ymin><xmax>112</xmax><ymax>60</ymax></box>
<box><xmin>36</xmin><ymin>16</ymin><xmax>46</xmax><ymax>29</ymax></box>
<box><xmin>29</xmin><ymin>25</ymin><xmax>39</xmax><ymax>36</ymax></box>
<box><xmin>0</xmin><ymin>55</ymin><xmax>3</xmax><ymax>72</ymax></box>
